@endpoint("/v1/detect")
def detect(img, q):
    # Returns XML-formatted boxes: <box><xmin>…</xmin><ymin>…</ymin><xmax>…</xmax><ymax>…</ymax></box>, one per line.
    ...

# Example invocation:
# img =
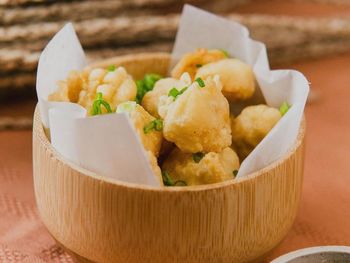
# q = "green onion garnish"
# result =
<box><xmin>168</xmin><ymin>86</ymin><xmax>188</xmax><ymax>100</ymax></box>
<box><xmin>91</xmin><ymin>92</ymin><xmax>112</xmax><ymax>115</ymax></box>
<box><xmin>195</xmin><ymin>64</ymin><xmax>202</xmax><ymax>68</ymax></box>
<box><xmin>144</xmin><ymin>74</ymin><xmax>162</xmax><ymax>90</ymax></box>
<box><xmin>195</xmin><ymin>77</ymin><xmax>205</xmax><ymax>88</ymax></box>
<box><xmin>168</xmin><ymin>87</ymin><xmax>179</xmax><ymax>99</ymax></box>
<box><xmin>162</xmin><ymin>171</ymin><xmax>174</xmax><ymax>186</ymax></box>
<box><xmin>136</xmin><ymin>80</ymin><xmax>145</xmax><ymax>104</ymax></box>
<box><xmin>179</xmin><ymin>87</ymin><xmax>188</xmax><ymax>95</ymax></box>
<box><xmin>233</xmin><ymin>170</ymin><xmax>238</xmax><ymax>177</ymax></box>
<box><xmin>219</xmin><ymin>49</ymin><xmax>230</xmax><ymax>58</ymax></box>
<box><xmin>107</xmin><ymin>65</ymin><xmax>116</xmax><ymax>72</ymax></box>
<box><xmin>136</xmin><ymin>73</ymin><xmax>162</xmax><ymax>104</ymax></box>
<box><xmin>192</xmin><ymin>152</ymin><xmax>204</xmax><ymax>163</ymax></box>
<box><xmin>143</xmin><ymin>119</ymin><xmax>163</xmax><ymax>134</ymax></box>
<box><xmin>154</xmin><ymin>119</ymin><xmax>163</xmax><ymax>131</ymax></box>
<box><xmin>279</xmin><ymin>102</ymin><xmax>291</xmax><ymax>116</ymax></box>
<box><xmin>162</xmin><ymin>171</ymin><xmax>187</xmax><ymax>186</ymax></box>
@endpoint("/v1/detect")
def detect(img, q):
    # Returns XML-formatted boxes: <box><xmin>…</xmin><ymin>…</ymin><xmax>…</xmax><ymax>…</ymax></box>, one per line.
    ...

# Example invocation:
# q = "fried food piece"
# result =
<box><xmin>162</xmin><ymin>147</ymin><xmax>240</xmax><ymax>186</ymax></box>
<box><xmin>117</xmin><ymin>101</ymin><xmax>164</xmax><ymax>185</ymax></box>
<box><xmin>48</xmin><ymin>70</ymin><xmax>83</xmax><ymax>103</ymax></box>
<box><xmin>87</xmin><ymin>67</ymin><xmax>137</xmax><ymax>113</ymax></box>
<box><xmin>231</xmin><ymin>104</ymin><xmax>281</xmax><ymax>159</ymax></box>
<box><xmin>158</xmin><ymin>75</ymin><xmax>231</xmax><ymax>153</ymax></box>
<box><xmin>195</xmin><ymin>58</ymin><xmax>255</xmax><ymax>101</ymax></box>
<box><xmin>171</xmin><ymin>48</ymin><xmax>227</xmax><ymax>80</ymax></box>
<box><xmin>49</xmin><ymin>66</ymin><xmax>137</xmax><ymax>114</ymax></box>
<box><xmin>75</xmin><ymin>68</ymin><xmax>107</xmax><ymax>112</ymax></box>
<box><xmin>141</xmin><ymin>73</ymin><xmax>191</xmax><ymax>118</ymax></box>
<box><xmin>117</xmin><ymin>101</ymin><xmax>163</xmax><ymax>157</ymax></box>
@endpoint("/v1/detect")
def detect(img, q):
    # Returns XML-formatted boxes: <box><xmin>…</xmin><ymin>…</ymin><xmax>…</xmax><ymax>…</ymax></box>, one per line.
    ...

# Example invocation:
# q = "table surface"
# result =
<box><xmin>1</xmin><ymin>1</ymin><xmax>350</xmax><ymax>262</ymax></box>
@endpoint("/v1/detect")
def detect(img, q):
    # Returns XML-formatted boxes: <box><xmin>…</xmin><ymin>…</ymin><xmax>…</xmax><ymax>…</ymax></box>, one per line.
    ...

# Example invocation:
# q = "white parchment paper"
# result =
<box><xmin>36</xmin><ymin>24</ymin><xmax>160</xmax><ymax>187</ymax></box>
<box><xmin>172</xmin><ymin>5</ymin><xmax>309</xmax><ymax>177</ymax></box>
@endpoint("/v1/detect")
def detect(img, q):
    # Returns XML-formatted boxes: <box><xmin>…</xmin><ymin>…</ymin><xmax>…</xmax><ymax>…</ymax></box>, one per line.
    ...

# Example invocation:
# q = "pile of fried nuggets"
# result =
<box><xmin>49</xmin><ymin>49</ymin><xmax>286</xmax><ymax>186</ymax></box>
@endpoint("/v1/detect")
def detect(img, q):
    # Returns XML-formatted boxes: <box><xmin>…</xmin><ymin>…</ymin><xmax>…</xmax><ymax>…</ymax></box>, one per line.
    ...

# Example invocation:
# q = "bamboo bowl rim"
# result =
<box><xmin>34</xmin><ymin>106</ymin><xmax>305</xmax><ymax>192</ymax></box>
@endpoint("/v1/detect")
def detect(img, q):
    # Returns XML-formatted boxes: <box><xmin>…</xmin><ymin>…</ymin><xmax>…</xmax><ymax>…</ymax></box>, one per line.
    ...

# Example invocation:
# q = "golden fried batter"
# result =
<box><xmin>162</xmin><ymin>147</ymin><xmax>240</xmax><ymax>186</ymax></box>
<box><xmin>195</xmin><ymin>58</ymin><xmax>255</xmax><ymax>101</ymax></box>
<box><xmin>48</xmin><ymin>70</ymin><xmax>83</xmax><ymax>103</ymax></box>
<box><xmin>231</xmin><ymin>104</ymin><xmax>281</xmax><ymax>159</ymax></box>
<box><xmin>159</xmin><ymin>75</ymin><xmax>231</xmax><ymax>153</ymax></box>
<box><xmin>117</xmin><ymin>102</ymin><xmax>164</xmax><ymax>184</ymax></box>
<box><xmin>49</xmin><ymin>66</ymin><xmax>137</xmax><ymax>114</ymax></box>
<box><xmin>171</xmin><ymin>48</ymin><xmax>227</xmax><ymax>80</ymax></box>
<box><xmin>117</xmin><ymin>102</ymin><xmax>163</xmax><ymax>157</ymax></box>
<box><xmin>142</xmin><ymin>73</ymin><xmax>191</xmax><ymax>118</ymax></box>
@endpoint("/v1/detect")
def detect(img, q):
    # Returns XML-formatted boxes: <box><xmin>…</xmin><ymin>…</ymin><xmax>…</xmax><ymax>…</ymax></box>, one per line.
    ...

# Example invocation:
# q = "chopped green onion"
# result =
<box><xmin>136</xmin><ymin>80</ymin><xmax>145</xmax><ymax>104</ymax></box>
<box><xmin>195</xmin><ymin>64</ymin><xmax>202</xmax><ymax>68</ymax></box>
<box><xmin>153</xmin><ymin>119</ymin><xmax>163</xmax><ymax>131</ymax></box>
<box><xmin>143</xmin><ymin>121</ymin><xmax>155</xmax><ymax>134</ymax></box>
<box><xmin>162</xmin><ymin>171</ymin><xmax>187</xmax><ymax>187</ymax></box>
<box><xmin>168</xmin><ymin>86</ymin><xmax>188</xmax><ymax>100</ymax></box>
<box><xmin>178</xmin><ymin>87</ymin><xmax>188</xmax><ymax>95</ymax></box>
<box><xmin>192</xmin><ymin>152</ymin><xmax>204</xmax><ymax>163</ymax></box>
<box><xmin>144</xmin><ymin>74</ymin><xmax>162</xmax><ymax>90</ymax></box>
<box><xmin>162</xmin><ymin>171</ymin><xmax>173</xmax><ymax>186</ymax></box>
<box><xmin>195</xmin><ymin>77</ymin><xmax>205</xmax><ymax>88</ymax></box>
<box><xmin>233</xmin><ymin>170</ymin><xmax>238</xmax><ymax>177</ymax></box>
<box><xmin>107</xmin><ymin>65</ymin><xmax>116</xmax><ymax>72</ymax></box>
<box><xmin>136</xmin><ymin>73</ymin><xmax>162</xmax><ymax>104</ymax></box>
<box><xmin>168</xmin><ymin>87</ymin><xmax>179</xmax><ymax>99</ymax></box>
<box><xmin>219</xmin><ymin>49</ymin><xmax>230</xmax><ymax>58</ymax></box>
<box><xmin>279</xmin><ymin>102</ymin><xmax>291</xmax><ymax>116</ymax></box>
<box><xmin>91</xmin><ymin>92</ymin><xmax>112</xmax><ymax>115</ymax></box>
<box><xmin>143</xmin><ymin>119</ymin><xmax>163</xmax><ymax>134</ymax></box>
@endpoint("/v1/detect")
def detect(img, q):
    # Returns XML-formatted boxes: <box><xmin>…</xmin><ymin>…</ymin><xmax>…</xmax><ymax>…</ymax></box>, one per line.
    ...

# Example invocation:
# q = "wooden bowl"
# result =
<box><xmin>32</xmin><ymin>53</ymin><xmax>306</xmax><ymax>263</ymax></box>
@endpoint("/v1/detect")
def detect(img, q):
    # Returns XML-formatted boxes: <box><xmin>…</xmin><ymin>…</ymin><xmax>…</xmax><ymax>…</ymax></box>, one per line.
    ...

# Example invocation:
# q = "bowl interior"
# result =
<box><xmin>36</xmin><ymin>52</ymin><xmax>306</xmax><ymax>192</ymax></box>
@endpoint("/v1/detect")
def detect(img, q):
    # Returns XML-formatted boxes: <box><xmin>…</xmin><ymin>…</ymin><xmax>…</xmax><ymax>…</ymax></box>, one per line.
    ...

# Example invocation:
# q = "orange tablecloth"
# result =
<box><xmin>1</xmin><ymin>52</ymin><xmax>350</xmax><ymax>262</ymax></box>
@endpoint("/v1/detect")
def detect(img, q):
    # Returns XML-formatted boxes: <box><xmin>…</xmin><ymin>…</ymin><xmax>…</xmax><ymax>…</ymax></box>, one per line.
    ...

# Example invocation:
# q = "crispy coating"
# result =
<box><xmin>117</xmin><ymin>102</ymin><xmax>163</xmax><ymax>157</ymax></box>
<box><xmin>79</xmin><ymin>68</ymin><xmax>106</xmax><ymax>112</ymax></box>
<box><xmin>141</xmin><ymin>73</ymin><xmax>191</xmax><ymax>118</ymax></box>
<box><xmin>171</xmin><ymin>48</ymin><xmax>227</xmax><ymax>80</ymax></box>
<box><xmin>48</xmin><ymin>70</ymin><xmax>83</xmax><ymax>103</ymax></box>
<box><xmin>159</xmin><ymin>75</ymin><xmax>231</xmax><ymax>153</ymax></box>
<box><xmin>162</xmin><ymin>147</ymin><xmax>240</xmax><ymax>186</ymax></box>
<box><xmin>117</xmin><ymin>102</ymin><xmax>163</xmax><ymax>184</ymax></box>
<box><xmin>49</xmin><ymin>66</ymin><xmax>137</xmax><ymax>115</ymax></box>
<box><xmin>231</xmin><ymin>104</ymin><xmax>281</xmax><ymax>159</ymax></box>
<box><xmin>195</xmin><ymin>58</ymin><xmax>255</xmax><ymax>101</ymax></box>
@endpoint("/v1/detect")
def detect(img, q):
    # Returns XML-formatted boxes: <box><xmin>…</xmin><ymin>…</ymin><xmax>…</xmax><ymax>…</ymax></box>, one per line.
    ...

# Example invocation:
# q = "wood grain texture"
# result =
<box><xmin>3</xmin><ymin>13</ymin><xmax>350</xmax><ymax>95</ymax></box>
<box><xmin>32</xmin><ymin>53</ymin><xmax>306</xmax><ymax>263</ymax></box>
<box><xmin>0</xmin><ymin>0</ymin><xmax>246</xmax><ymax>25</ymax></box>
